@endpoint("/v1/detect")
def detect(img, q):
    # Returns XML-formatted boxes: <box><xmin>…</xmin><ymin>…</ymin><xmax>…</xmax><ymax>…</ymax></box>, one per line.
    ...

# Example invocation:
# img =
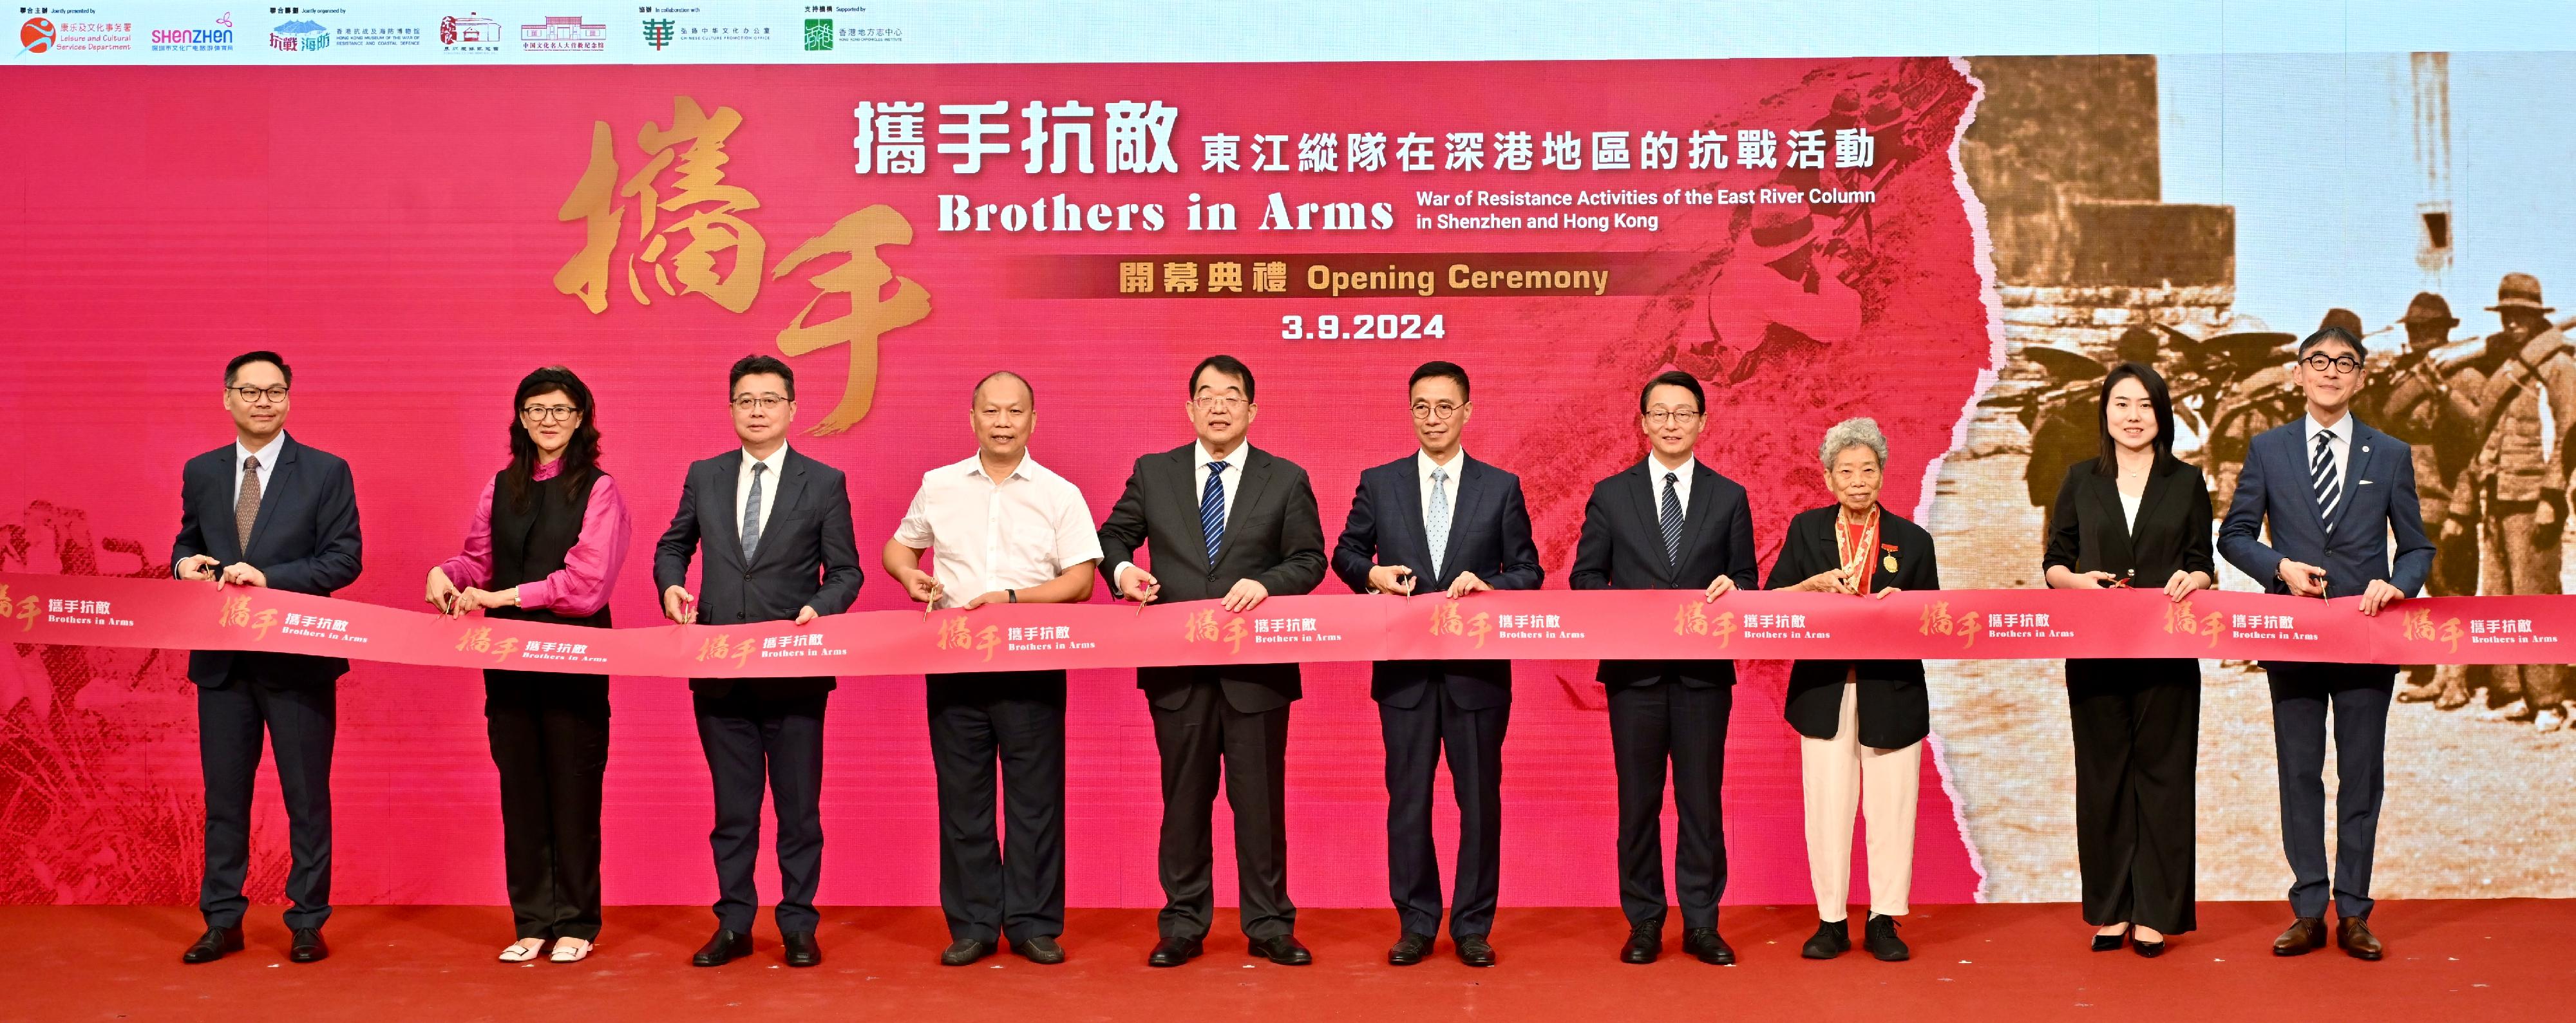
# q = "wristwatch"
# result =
<box><xmin>1007</xmin><ymin>589</ymin><xmax>1018</xmax><ymax>603</ymax></box>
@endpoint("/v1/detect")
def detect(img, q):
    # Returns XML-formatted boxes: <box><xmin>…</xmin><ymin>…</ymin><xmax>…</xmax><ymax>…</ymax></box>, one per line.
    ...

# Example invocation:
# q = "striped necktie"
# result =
<box><xmin>2311</xmin><ymin>430</ymin><xmax>2342</xmax><ymax>538</ymax></box>
<box><xmin>1200</xmin><ymin>462</ymin><xmax>1229</xmax><ymax>564</ymax></box>
<box><xmin>1660</xmin><ymin>471</ymin><xmax>1684</xmax><ymax>567</ymax></box>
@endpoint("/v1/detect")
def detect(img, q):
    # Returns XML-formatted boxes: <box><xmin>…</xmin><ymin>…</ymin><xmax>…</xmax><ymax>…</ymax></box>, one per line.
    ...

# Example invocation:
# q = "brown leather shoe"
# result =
<box><xmin>2273</xmin><ymin>917</ymin><xmax>2327</xmax><ymax>956</ymax></box>
<box><xmin>2336</xmin><ymin>916</ymin><xmax>2384</xmax><ymax>961</ymax></box>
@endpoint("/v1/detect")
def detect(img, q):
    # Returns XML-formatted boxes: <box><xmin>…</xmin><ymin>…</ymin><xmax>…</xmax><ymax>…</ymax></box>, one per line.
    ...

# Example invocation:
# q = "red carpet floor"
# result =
<box><xmin>6</xmin><ymin>901</ymin><xmax>2568</xmax><ymax>1021</ymax></box>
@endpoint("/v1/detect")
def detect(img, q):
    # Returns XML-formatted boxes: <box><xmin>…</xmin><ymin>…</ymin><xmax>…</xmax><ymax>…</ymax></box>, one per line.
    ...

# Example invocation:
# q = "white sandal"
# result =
<box><xmin>498</xmin><ymin>939</ymin><xmax>547</xmax><ymax>962</ymax></box>
<box><xmin>550</xmin><ymin>938</ymin><xmax>594</xmax><ymax>963</ymax></box>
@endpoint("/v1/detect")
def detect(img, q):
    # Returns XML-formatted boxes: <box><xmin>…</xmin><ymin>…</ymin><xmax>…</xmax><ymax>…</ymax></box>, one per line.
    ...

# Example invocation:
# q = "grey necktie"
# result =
<box><xmin>741</xmin><ymin>462</ymin><xmax>767</xmax><ymax>563</ymax></box>
<box><xmin>1660</xmin><ymin>471</ymin><xmax>1684</xmax><ymax>567</ymax></box>
<box><xmin>235</xmin><ymin>455</ymin><xmax>263</xmax><ymax>552</ymax></box>
<box><xmin>1426</xmin><ymin>467</ymin><xmax>1451</xmax><ymax>579</ymax></box>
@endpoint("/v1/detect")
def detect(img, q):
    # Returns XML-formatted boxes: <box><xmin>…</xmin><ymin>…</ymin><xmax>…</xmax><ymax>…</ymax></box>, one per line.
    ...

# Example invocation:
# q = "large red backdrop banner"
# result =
<box><xmin>0</xmin><ymin>59</ymin><xmax>1998</xmax><ymax>908</ymax></box>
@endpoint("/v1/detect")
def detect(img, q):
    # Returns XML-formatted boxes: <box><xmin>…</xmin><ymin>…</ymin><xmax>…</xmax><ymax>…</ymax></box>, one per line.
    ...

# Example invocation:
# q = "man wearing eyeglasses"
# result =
<box><xmin>1096</xmin><ymin>354</ymin><xmax>1328</xmax><ymax>968</ymax></box>
<box><xmin>654</xmin><ymin>354</ymin><xmax>863</xmax><ymax>969</ymax></box>
<box><xmin>1330</xmin><ymin>360</ymin><xmax>1540</xmax><ymax>968</ymax></box>
<box><xmin>173</xmin><ymin>350</ymin><xmax>363</xmax><ymax>964</ymax></box>
<box><xmin>1569</xmin><ymin>369</ymin><xmax>1757</xmax><ymax>967</ymax></box>
<box><xmin>2219</xmin><ymin>325</ymin><xmax>2434</xmax><ymax>962</ymax></box>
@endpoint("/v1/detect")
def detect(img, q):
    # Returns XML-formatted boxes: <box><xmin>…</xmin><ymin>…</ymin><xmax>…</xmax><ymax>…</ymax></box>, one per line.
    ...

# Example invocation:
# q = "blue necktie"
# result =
<box><xmin>1660</xmin><ymin>471</ymin><xmax>1684</xmax><ymax>568</ymax></box>
<box><xmin>2311</xmin><ymin>431</ymin><xmax>2342</xmax><ymax>538</ymax></box>
<box><xmin>741</xmin><ymin>462</ymin><xmax>767</xmax><ymax>563</ymax></box>
<box><xmin>1200</xmin><ymin>461</ymin><xmax>1229</xmax><ymax>564</ymax></box>
<box><xmin>1426</xmin><ymin>467</ymin><xmax>1452</xmax><ymax>580</ymax></box>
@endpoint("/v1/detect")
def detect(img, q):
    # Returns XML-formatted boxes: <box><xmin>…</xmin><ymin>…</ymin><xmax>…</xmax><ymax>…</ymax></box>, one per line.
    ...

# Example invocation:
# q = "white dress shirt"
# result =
<box><xmin>894</xmin><ymin>453</ymin><xmax>1104</xmax><ymax>609</ymax></box>
<box><xmin>232</xmin><ymin>434</ymin><xmax>282</xmax><ymax>508</ymax></box>
<box><xmin>1115</xmin><ymin>441</ymin><xmax>1249</xmax><ymax>588</ymax></box>
<box><xmin>1647</xmin><ymin>453</ymin><xmax>1698</xmax><ymax>515</ymax></box>
<box><xmin>2303</xmin><ymin>413</ymin><xmax>2351</xmax><ymax>509</ymax></box>
<box><xmin>735</xmin><ymin>444</ymin><xmax>790</xmax><ymax>541</ymax></box>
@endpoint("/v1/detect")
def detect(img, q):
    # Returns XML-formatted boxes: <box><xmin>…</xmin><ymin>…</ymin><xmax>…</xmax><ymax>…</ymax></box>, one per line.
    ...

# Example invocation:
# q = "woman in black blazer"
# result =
<box><xmin>1764</xmin><ymin>417</ymin><xmax>1941</xmax><ymax>964</ymax></box>
<box><xmin>2042</xmin><ymin>362</ymin><xmax>2214</xmax><ymax>958</ymax></box>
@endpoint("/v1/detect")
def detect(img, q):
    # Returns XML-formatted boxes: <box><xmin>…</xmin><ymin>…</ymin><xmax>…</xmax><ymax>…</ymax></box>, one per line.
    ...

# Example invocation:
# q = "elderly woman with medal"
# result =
<box><xmin>1763</xmin><ymin>417</ymin><xmax>1942</xmax><ymax>964</ymax></box>
<box><xmin>2043</xmin><ymin>361</ymin><xmax>2215</xmax><ymax>959</ymax></box>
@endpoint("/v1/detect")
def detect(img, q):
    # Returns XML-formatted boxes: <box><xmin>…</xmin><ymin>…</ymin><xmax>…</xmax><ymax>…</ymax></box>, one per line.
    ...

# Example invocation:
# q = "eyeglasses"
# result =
<box><xmin>2299</xmin><ymin>353</ymin><xmax>2362</xmax><ymax>375</ymax></box>
<box><xmin>229</xmin><ymin>385</ymin><xmax>290</xmax><ymax>404</ymax></box>
<box><xmin>1190</xmin><ymin>396</ymin><xmax>1249</xmax><ymax>412</ymax></box>
<box><xmin>1643</xmin><ymin>409</ymin><xmax>1704</xmax><ymax>426</ymax></box>
<box><xmin>1411</xmin><ymin>401</ymin><xmax>1466</xmax><ymax>421</ymax></box>
<box><xmin>520</xmin><ymin>404</ymin><xmax>580</xmax><ymax>423</ymax></box>
<box><xmin>732</xmin><ymin>395</ymin><xmax>789</xmax><ymax>412</ymax></box>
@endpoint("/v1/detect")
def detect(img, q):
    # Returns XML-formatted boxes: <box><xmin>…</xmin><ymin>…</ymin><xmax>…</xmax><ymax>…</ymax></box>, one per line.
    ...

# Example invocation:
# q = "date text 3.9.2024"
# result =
<box><xmin>1280</xmin><ymin>314</ymin><xmax>1447</xmax><ymax>340</ymax></box>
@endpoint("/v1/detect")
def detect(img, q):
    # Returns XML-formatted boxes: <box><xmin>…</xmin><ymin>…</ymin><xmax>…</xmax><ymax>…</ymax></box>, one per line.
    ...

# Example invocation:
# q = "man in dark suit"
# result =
<box><xmin>1569</xmin><ymin>370</ymin><xmax>1758</xmax><ymax>966</ymax></box>
<box><xmin>1331</xmin><ymin>361</ymin><xmax>1540</xmax><ymax>968</ymax></box>
<box><xmin>2219</xmin><ymin>325</ymin><xmax>2434</xmax><ymax>962</ymax></box>
<box><xmin>655</xmin><ymin>355</ymin><xmax>863</xmax><ymax>969</ymax></box>
<box><xmin>171</xmin><ymin>350</ymin><xmax>363</xmax><ymax>965</ymax></box>
<box><xmin>1097</xmin><ymin>354</ymin><xmax>1328</xmax><ymax>968</ymax></box>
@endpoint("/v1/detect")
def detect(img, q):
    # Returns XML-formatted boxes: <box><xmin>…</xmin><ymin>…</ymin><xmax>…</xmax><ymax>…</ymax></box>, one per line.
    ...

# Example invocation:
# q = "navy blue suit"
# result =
<box><xmin>1569</xmin><ymin>457</ymin><xmax>1759</xmax><ymax>930</ymax></box>
<box><xmin>2219</xmin><ymin>416</ymin><xmax>2434</xmax><ymax>919</ymax></box>
<box><xmin>170</xmin><ymin>434</ymin><xmax>363</xmax><ymax>930</ymax></box>
<box><xmin>1332</xmin><ymin>453</ymin><xmax>1542</xmax><ymax>939</ymax></box>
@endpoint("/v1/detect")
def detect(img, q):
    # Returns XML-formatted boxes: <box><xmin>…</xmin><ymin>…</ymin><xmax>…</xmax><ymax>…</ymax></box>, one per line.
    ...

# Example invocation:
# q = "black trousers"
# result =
<box><xmin>694</xmin><ymin>687</ymin><xmax>828</xmax><ymax>934</ymax></box>
<box><xmin>926</xmin><ymin>671</ymin><xmax>1067</xmax><ymax>944</ymax></box>
<box><xmin>2266</xmin><ymin>662</ymin><xmax>2394</xmax><ymax>919</ymax></box>
<box><xmin>486</xmin><ymin>670</ymin><xmax>610</xmax><ymax>941</ymax></box>
<box><xmin>198</xmin><ymin>671</ymin><xmax>336</xmax><ymax>930</ymax></box>
<box><xmin>1606</xmin><ymin>679</ymin><xmax>1732</xmax><ymax>930</ymax></box>
<box><xmin>1381</xmin><ymin>680</ymin><xmax>1508</xmax><ymax>938</ymax></box>
<box><xmin>1149</xmin><ymin>677</ymin><xmax>1294</xmax><ymax>941</ymax></box>
<box><xmin>2067</xmin><ymin>658</ymin><xmax>2199</xmax><ymax>934</ymax></box>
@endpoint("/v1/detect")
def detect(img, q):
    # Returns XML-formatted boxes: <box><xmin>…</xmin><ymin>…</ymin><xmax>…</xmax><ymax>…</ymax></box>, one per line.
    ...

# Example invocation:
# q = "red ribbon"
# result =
<box><xmin>0</xmin><ymin>572</ymin><xmax>2557</xmax><ymax>678</ymax></box>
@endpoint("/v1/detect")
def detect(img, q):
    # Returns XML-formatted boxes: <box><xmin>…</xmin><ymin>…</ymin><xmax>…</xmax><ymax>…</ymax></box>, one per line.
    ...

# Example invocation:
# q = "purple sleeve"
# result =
<box><xmin>517</xmin><ymin>473</ymin><xmax>632</xmax><ymax>617</ymax></box>
<box><xmin>435</xmin><ymin>476</ymin><xmax>500</xmax><ymax>589</ymax></box>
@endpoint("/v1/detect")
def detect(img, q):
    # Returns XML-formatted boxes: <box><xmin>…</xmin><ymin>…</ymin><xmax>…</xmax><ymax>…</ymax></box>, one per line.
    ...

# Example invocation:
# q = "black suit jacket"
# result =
<box><xmin>1331</xmin><ymin>453</ymin><xmax>1544</xmax><ymax>709</ymax></box>
<box><xmin>1763</xmin><ymin>505</ymin><xmax>1940</xmax><ymax>748</ymax></box>
<box><xmin>2043</xmin><ymin>453</ymin><xmax>2217</xmax><ymax>587</ymax></box>
<box><xmin>1569</xmin><ymin>458</ymin><xmax>1759</xmax><ymax>688</ymax></box>
<box><xmin>654</xmin><ymin>447</ymin><xmax>863</xmax><ymax>699</ymax></box>
<box><xmin>1095</xmin><ymin>443</ymin><xmax>1328</xmax><ymax>713</ymax></box>
<box><xmin>171</xmin><ymin>434</ymin><xmax>363</xmax><ymax>687</ymax></box>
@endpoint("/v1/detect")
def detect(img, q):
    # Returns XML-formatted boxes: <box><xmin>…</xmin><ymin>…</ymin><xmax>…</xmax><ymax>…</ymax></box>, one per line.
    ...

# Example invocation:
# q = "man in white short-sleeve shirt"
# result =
<box><xmin>885</xmin><ymin>370</ymin><xmax>1101</xmax><ymax>968</ymax></box>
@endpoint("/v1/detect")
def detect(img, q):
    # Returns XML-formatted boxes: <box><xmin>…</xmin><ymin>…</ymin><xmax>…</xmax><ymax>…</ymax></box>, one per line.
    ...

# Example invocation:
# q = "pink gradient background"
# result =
<box><xmin>0</xmin><ymin>59</ymin><xmax>1996</xmax><ymax>911</ymax></box>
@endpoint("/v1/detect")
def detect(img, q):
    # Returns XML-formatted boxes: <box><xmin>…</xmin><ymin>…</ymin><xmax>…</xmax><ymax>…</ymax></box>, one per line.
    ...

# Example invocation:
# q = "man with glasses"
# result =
<box><xmin>1569</xmin><ymin>370</ymin><xmax>1757</xmax><ymax>966</ymax></box>
<box><xmin>654</xmin><ymin>354</ymin><xmax>862</xmax><ymax>968</ymax></box>
<box><xmin>1096</xmin><ymin>354</ymin><xmax>1328</xmax><ymax>968</ymax></box>
<box><xmin>884</xmin><ymin>371</ymin><xmax>1101</xmax><ymax>967</ymax></box>
<box><xmin>1331</xmin><ymin>361</ymin><xmax>1540</xmax><ymax>968</ymax></box>
<box><xmin>2220</xmin><ymin>325</ymin><xmax>2434</xmax><ymax>962</ymax></box>
<box><xmin>173</xmin><ymin>350</ymin><xmax>363</xmax><ymax>964</ymax></box>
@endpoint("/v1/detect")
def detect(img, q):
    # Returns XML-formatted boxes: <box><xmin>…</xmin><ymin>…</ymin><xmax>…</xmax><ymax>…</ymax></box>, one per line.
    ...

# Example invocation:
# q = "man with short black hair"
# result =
<box><xmin>2221</xmin><ymin>325</ymin><xmax>2434</xmax><ymax>962</ymax></box>
<box><xmin>173</xmin><ymin>350</ymin><xmax>363</xmax><ymax>964</ymax></box>
<box><xmin>1334</xmin><ymin>360</ymin><xmax>1540</xmax><ymax>968</ymax></box>
<box><xmin>656</xmin><ymin>354</ymin><xmax>863</xmax><ymax>968</ymax></box>
<box><xmin>1097</xmin><ymin>354</ymin><xmax>1328</xmax><ymax>968</ymax></box>
<box><xmin>1570</xmin><ymin>369</ymin><xmax>1758</xmax><ymax>966</ymax></box>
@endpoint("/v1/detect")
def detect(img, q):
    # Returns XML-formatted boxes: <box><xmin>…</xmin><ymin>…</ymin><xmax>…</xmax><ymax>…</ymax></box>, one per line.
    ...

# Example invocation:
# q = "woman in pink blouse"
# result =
<box><xmin>424</xmin><ymin>366</ymin><xmax>631</xmax><ymax>964</ymax></box>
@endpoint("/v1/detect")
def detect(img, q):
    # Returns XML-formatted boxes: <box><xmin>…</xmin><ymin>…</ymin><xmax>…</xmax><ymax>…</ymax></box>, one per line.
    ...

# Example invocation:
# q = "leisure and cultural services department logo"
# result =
<box><xmin>18</xmin><ymin>16</ymin><xmax>52</xmax><ymax>54</ymax></box>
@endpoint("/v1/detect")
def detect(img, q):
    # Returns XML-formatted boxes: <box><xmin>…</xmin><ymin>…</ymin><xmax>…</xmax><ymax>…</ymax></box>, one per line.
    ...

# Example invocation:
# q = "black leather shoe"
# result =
<box><xmin>2336</xmin><ymin>916</ymin><xmax>2384</xmax><ymax>961</ymax></box>
<box><xmin>2091</xmin><ymin>926</ymin><xmax>2128</xmax><ymax>952</ymax></box>
<box><xmin>1454</xmin><ymin>934</ymin><xmax>1496</xmax><ymax>968</ymax></box>
<box><xmin>1013</xmin><ymin>935</ymin><xmax>1066</xmax><ymax>964</ymax></box>
<box><xmin>940</xmin><ymin>938</ymin><xmax>996</xmax><ymax>966</ymax></box>
<box><xmin>1147</xmin><ymin>935</ymin><xmax>1202</xmax><ymax>968</ymax></box>
<box><xmin>1864</xmin><ymin>914</ymin><xmax>1909</xmax><ymax>962</ymax></box>
<box><xmin>1620</xmin><ymin>923</ymin><xmax>1662</xmax><ymax>964</ymax></box>
<box><xmin>1682</xmin><ymin>928</ymin><xmax>1735</xmax><ymax>965</ymax></box>
<box><xmin>182</xmin><ymin>926</ymin><xmax>244</xmax><ymax>964</ymax></box>
<box><xmin>1801</xmin><ymin>918</ymin><xmax>1850</xmax><ymax>959</ymax></box>
<box><xmin>2132</xmin><ymin>935</ymin><xmax>2167</xmax><ymax>958</ymax></box>
<box><xmin>288</xmin><ymin>928</ymin><xmax>328</xmax><ymax>963</ymax></box>
<box><xmin>1387</xmin><ymin>932</ymin><xmax>1434</xmax><ymax>966</ymax></box>
<box><xmin>2273</xmin><ymin>917</ymin><xmax>2327</xmax><ymax>957</ymax></box>
<box><xmin>692</xmin><ymin>929</ymin><xmax>752</xmax><ymax>967</ymax></box>
<box><xmin>1249</xmin><ymin>934</ymin><xmax>1312</xmax><ymax>966</ymax></box>
<box><xmin>781</xmin><ymin>931</ymin><xmax>821</xmax><ymax>967</ymax></box>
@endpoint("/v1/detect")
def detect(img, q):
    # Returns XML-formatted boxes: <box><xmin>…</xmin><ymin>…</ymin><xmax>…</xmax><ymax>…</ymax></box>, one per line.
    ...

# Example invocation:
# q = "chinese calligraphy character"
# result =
<box><xmin>772</xmin><ymin>205</ymin><xmax>932</xmax><ymax>435</ymax></box>
<box><xmin>935</xmin><ymin>100</ymin><xmax>1012</xmax><ymax>173</ymax></box>
<box><xmin>855</xmin><ymin>100</ymin><xmax>929</xmax><ymax>174</ymax></box>
<box><xmin>620</xmin><ymin>97</ymin><xmax>767</xmax><ymax>312</ymax></box>
<box><xmin>1102</xmin><ymin>100</ymin><xmax>1179</xmax><ymax>173</ymax></box>
<box><xmin>1020</xmin><ymin>100</ymin><xmax>1095</xmax><ymax>173</ymax></box>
